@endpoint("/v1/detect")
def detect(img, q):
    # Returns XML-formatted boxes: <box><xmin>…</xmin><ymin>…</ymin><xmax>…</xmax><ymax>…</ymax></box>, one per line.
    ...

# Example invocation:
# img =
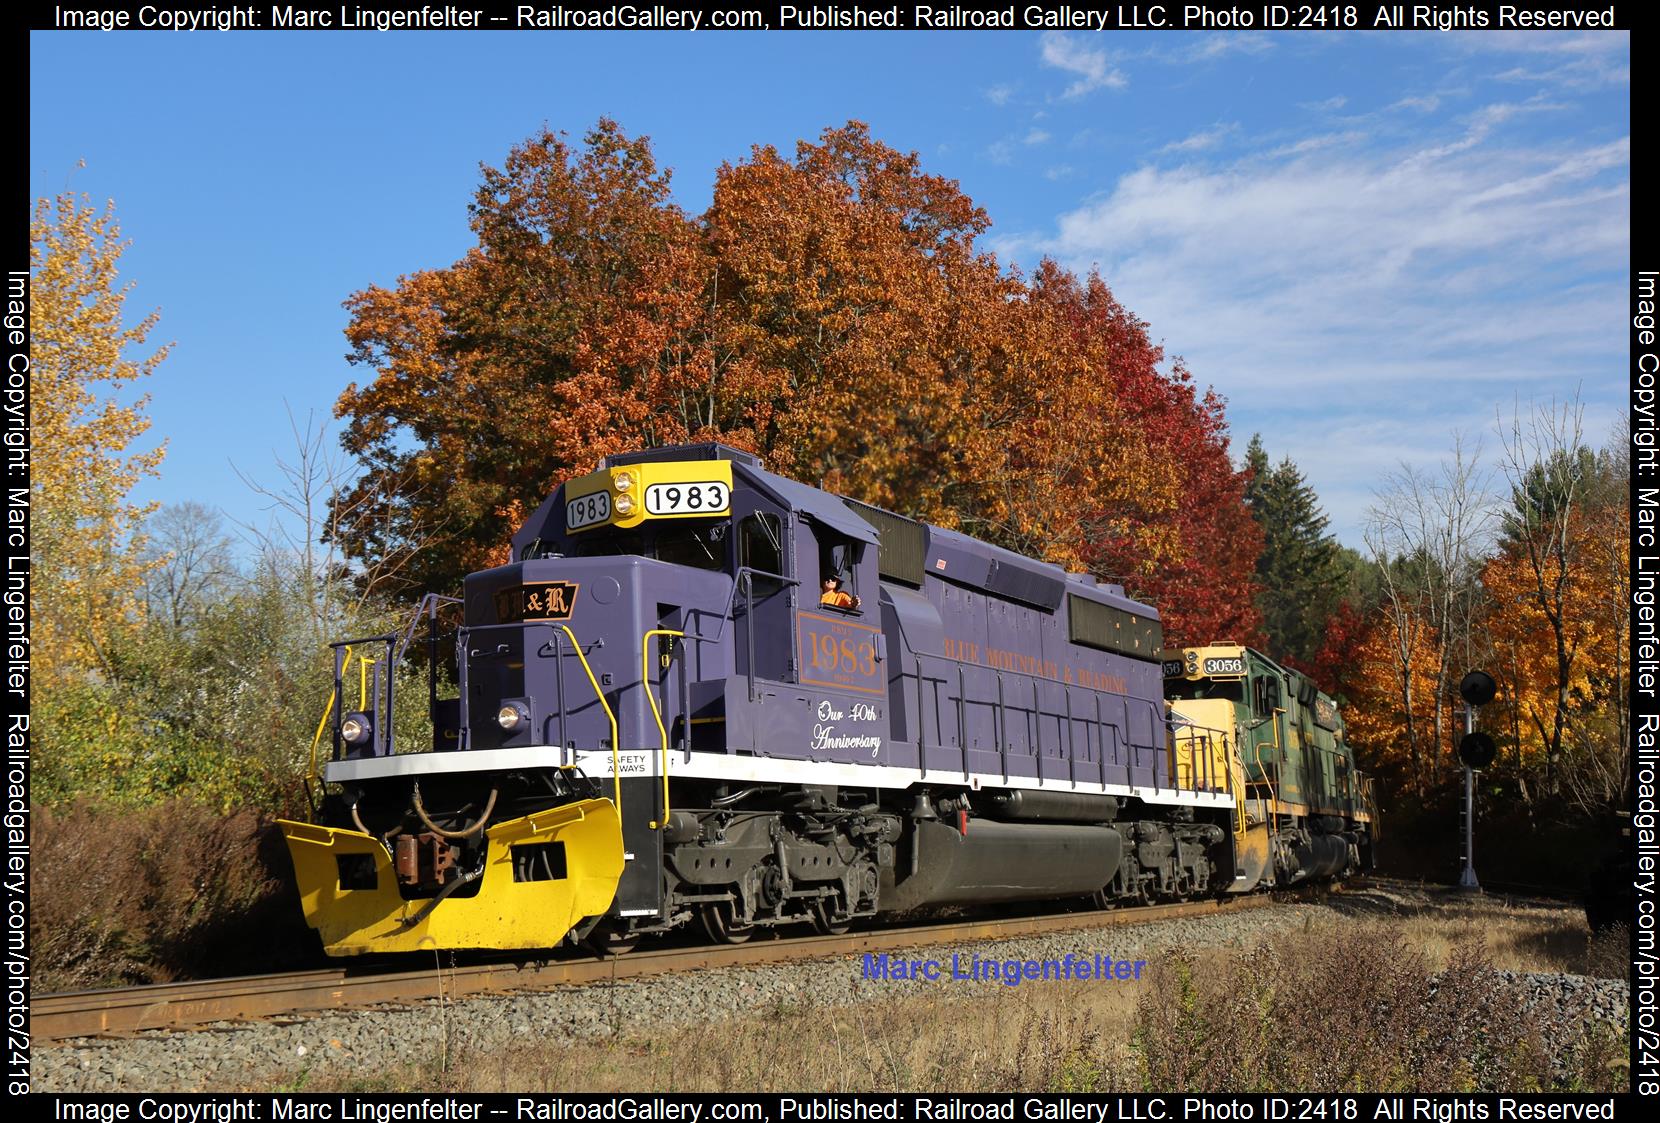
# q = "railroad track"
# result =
<box><xmin>35</xmin><ymin>895</ymin><xmax>1272</xmax><ymax>1045</ymax></box>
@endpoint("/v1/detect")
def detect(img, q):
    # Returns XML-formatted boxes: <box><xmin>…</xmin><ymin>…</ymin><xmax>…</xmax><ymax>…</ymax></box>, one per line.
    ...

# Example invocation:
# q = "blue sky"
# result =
<box><xmin>29</xmin><ymin>29</ymin><xmax>1629</xmax><ymax>550</ymax></box>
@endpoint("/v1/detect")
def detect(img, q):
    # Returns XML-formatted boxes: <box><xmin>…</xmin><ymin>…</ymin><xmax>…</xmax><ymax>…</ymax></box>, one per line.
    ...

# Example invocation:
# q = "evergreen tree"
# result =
<box><xmin>1243</xmin><ymin>435</ymin><xmax>1347</xmax><ymax>668</ymax></box>
<box><xmin>1500</xmin><ymin>444</ymin><xmax>1600</xmax><ymax>548</ymax></box>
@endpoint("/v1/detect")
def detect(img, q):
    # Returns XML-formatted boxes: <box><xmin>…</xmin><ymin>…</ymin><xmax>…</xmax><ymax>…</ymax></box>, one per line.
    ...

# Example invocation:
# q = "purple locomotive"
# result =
<box><xmin>280</xmin><ymin>444</ymin><xmax>1284</xmax><ymax>954</ymax></box>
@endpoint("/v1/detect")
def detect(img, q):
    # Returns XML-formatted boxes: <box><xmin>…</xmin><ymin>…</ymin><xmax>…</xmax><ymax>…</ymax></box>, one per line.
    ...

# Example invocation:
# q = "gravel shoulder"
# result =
<box><xmin>35</xmin><ymin>883</ymin><xmax>1628</xmax><ymax>1093</ymax></box>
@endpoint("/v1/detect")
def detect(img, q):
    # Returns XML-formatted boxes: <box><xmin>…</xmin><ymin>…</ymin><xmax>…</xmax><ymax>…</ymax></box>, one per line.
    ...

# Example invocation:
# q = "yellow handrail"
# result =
<box><xmin>1263</xmin><ymin>708</ymin><xmax>1286</xmax><ymax>821</ymax></box>
<box><xmin>557</xmin><ymin>624</ymin><xmax>622</xmax><ymax>811</ymax></box>
<box><xmin>640</xmin><ymin>629</ymin><xmax>684</xmax><ymax>830</ymax></box>
<box><xmin>1225</xmin><ymin>733</ymin><xmax>1247</xmax><ymax>837</ymax></box>
<box><xmin>358</xmin><ymin>654</ymin><xmax>372</xmax><ymax>710</ymax></box>
<box><xmin>306</xmin><ymin>644</ymin><xmax>353</xmax><ymax>800</ymax></box>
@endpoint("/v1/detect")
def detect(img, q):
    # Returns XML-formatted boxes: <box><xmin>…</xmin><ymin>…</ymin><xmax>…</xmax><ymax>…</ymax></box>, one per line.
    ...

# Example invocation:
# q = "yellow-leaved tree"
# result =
<box><xmin>31</xmin><ymin>192</ymin><xmax>168</xmax><ymax>790</ymax></box>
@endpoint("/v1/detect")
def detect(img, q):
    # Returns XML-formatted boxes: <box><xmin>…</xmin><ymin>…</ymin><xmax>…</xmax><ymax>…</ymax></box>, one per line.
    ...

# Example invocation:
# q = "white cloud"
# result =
<box><xmin>1045</xmin><ymin>165</ymin><xmax>1074</xmax><ymax>181</ymax></box>
<box><xmin>1495</xmin><ymin>58</ymin><xmax>1630</xmax><ymax>89</ymax></box>
<box><xmin>1039</xmin><ymin>33</ymin><xmax>1127</xmax><ymax>98</ymax></box>
<box><xmin>1160</xmin><ymin>123</ymin><xmax>1236</xmax><ymax>155</ymax></box>
<box><xmin>1264</xmin><ymin>131</ymin><xmax>1366</xmax><ymax>158</ymax></box>
<box><xmin>1301</xmin><ymin>95</ymin><xmax>1348</xmax><ymax>112</ymax></box>
<box><xmin>1267</xmin><ymin>393</ymin><xmax>1625</xmax><ymax>544</ymax></box>
<box><xmin>1137</xmin><ymin>33</ymin><xmax>1275</xmax><ymax>65</ymax></box>
<box><xmin>1389</xmin><ymin>95</ymin><xmax>1441</xmax><ymax>113</ymax></box>
<box><xmin>985</xmin><ymin>84</ymin><xmax>1015</xmax><ymax>106</ymax></box>
<box><xmin>1400</xmin><ymin>99</ymin><xmax>1564</xmax><ymax>165</ymax></box>
<box><xmin>1457</xmin><ymin>30</ymin><xmax>1630</xmax><ymax>90</ymax></box>
<box><xmin>998</xmin><ymin>109</ymin><xmax>1629</xmax><ymax>544</ymax></box>
<box><xmin>1181</xmin><ymin>34</ymin><xmax>1275</xmax><ymax>63</ymax></box>
<box><xmin>1025</xmin><ymin>129</ymin><xmax>1051</xmax><ymax>145</ymax></box>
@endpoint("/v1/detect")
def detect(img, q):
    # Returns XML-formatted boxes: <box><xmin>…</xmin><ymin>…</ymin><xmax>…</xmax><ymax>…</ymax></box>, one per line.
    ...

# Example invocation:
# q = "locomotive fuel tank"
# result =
<box><xmin>978</xmin><ymin>790</ymin><xmax>1120</xmax><ymax>824</ymax></box>
<box><xmin>883</xmin><ymin>819</ymin><xmax>1124</xmax><ymax>910</ymax></box>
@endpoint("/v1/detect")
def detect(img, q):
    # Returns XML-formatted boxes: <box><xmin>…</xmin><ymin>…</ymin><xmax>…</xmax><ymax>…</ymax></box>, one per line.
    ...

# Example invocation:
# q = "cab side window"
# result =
<box><xmin>739</xmin><ymin>513</ymin><xmax>785</xmax><ymax>595</ymax></box>
<box><xmin>813</xmin><ymin>527</ymin><xmax>863</xmax><ymax>612</ymax></box>
<box><xmin>1252</xmin><ymin>675</ymin><xmax>1281</xmax><ymax>720</ymax></box>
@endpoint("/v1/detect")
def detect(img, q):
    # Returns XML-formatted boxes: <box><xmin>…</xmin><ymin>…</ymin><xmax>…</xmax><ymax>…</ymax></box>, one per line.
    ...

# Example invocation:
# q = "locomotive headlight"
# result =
<box><xmin>613</xmin><ymin>471</ymin><xmax>635</xmax><ymax>492</ymax></box>
<box><xmin>496</xmin><ymin>701</ymin><xmax>530</xmax><ymax>731</ymax></box>
<box><xmin>614</xmin><ymin>492</ymin><xmax>635</xmax><ymax>515</ymax></box>
<box><xmin>340</xmin><ymin>712</ymin><xmax>373</xmax><ymax>745</ymax></box>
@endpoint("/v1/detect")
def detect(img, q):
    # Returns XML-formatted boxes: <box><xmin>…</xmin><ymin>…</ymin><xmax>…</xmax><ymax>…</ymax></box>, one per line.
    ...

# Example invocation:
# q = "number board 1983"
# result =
<box><xmin>644</xmin><ymin>481</ymin><xmax>730</xmax><ymax>516</ymax></box>
<box><xmin>566</xmin><ymin>491</ymin><xmax>611</xmax><ymax>531</ymax></box>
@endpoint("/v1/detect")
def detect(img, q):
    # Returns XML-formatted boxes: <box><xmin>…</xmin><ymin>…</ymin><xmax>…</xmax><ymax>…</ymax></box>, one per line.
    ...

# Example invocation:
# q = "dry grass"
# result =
<box><xmin>1131</xmin><ymin>928</ymin><xmax>1553</xmax><ymax>1091</ymax></box>
<box><xmin>290</xmin><ymin>903</ymin><xmax>1626</xmax><ymax>1095</ymax></box>
<box><xmin>302</xmin><ymin>987</ymin><xmax>1140</xmax><ymax>1094</ymax></box>
<box><xmin>34</xmin><ymin>800</ymin><xmax>313</xmax><ymax>991</ymax></box>
<box><xmin>1583</xmin><ymin>924</ymin><xmax>1631</xmax><ymax>983</ymax></box>
<box><xmin>1317</xmin><ymin>883</ymin><xmax>1629</xmax><ymax>982</ymax></box>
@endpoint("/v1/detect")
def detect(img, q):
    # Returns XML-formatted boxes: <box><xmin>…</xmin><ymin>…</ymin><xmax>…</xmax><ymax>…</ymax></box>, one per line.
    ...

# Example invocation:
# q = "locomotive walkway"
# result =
<box><xmin>34</xmin><ymin>896</ymin><xmax>1270</xmax><ymax>1043</ymax></box>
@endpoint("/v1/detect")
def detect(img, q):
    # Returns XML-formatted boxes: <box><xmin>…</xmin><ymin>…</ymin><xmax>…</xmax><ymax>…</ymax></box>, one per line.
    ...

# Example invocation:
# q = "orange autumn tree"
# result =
<box><xmin>703</xmin><ymin>129</ymin><xmax>1178</xmax><ymax>567</ymax></box>
<box><xmin>1482</xmin><ymin>436</ymin><xmax>1629</xmax><ymax>809</ymax></box>
<box><xmin>335</xmin><ymin>120</ymin><xmax>1239</xmax><ymax>599</ymax></box>
<box><xmin>1334</xmin><ymin>609</ymin><xmax>1443</xmax><ymax>793</ymax></box>
<box><xmin>1321</xmin><ymin>408</ymin><xmax>1629</xmax><ymax>814</ymax></box>
<box><xmin>701</xmin><ymin>129</ymin><xmax>1021</xmax><ymax>529</ymax></box>
<box><xmin>338</xmin><ymin>122</ymin><xmax>714</xmax><ymax>591</ymax></box>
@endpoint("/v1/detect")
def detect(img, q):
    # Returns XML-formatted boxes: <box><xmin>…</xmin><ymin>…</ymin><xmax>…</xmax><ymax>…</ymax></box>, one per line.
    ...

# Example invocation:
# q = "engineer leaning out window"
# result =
<box><xmin>819</xmin><ymin>574</ymin><xmax>860</xmax><ymax>610</ymax></box>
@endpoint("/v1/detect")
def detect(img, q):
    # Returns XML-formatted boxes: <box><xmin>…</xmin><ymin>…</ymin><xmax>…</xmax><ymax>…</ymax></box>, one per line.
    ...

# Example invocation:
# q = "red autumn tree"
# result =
<box><xmin>337</xmin><ymin>121</ymin><xmax>715</xmax><ymax>588</ymax></box>
<box><xmin>1028</xmin><ymin>263</ymin><xmax>1262</xmax><ymax>647</ymax></box>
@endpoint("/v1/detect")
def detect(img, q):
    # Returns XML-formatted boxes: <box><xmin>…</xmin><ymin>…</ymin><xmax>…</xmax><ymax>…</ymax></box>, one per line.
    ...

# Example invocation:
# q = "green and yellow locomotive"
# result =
<box><xmin>1165</xmin><ymin>644</ymin><xmax>1375</xmax><ymax>891</ymax></box>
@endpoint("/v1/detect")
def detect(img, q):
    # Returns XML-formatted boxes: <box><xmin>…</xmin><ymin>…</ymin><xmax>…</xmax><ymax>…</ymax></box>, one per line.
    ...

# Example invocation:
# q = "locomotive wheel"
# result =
<box><xmin>699</xmin><ymin>900</ymin><xmax>754</xmax><ymax>945</ymax></box>
<box><xmin>584</xmin><ymin>921</ymin><xmax>640</xmax><ymax>957</ymax></box>
<box><xmin>809</xmin><ymin>899</ymin><xmax>851</xmax><ymax>936</ymax></box>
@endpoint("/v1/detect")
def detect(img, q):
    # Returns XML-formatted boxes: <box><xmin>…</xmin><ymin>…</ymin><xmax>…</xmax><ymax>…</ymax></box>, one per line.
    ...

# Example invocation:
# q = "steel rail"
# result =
<box><xmin>35</xmin><ymin>895</ymin><xmax>1271</xmax><ymax>1044</ymax></box>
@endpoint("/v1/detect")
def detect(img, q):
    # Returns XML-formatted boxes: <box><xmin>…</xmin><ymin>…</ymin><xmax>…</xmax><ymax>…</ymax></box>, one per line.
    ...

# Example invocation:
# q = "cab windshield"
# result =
<box><xmin>1164</xmin><ymin>679</ymin><xmax>1244</xmax><ymax>703</ymax></box>
<box><xmin>565</xmin><ymin>523</ymin><xmax>728</xmax><ymax>572</ymax></box>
